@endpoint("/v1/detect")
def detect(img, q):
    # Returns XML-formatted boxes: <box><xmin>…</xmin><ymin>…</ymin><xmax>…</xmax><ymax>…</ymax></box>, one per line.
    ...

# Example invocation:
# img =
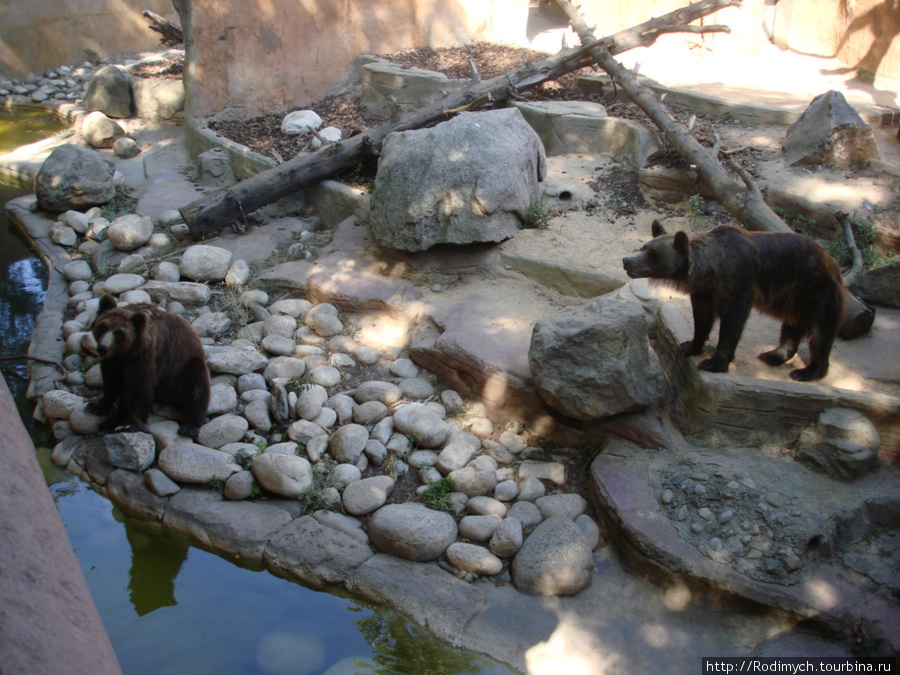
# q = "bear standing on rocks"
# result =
<box><xmin>623</xmin><ymin>220</ymin><xmax>844</xmax><ymax>381</ymax></box>
<box><xmin>85</xmin><ymin>295</ymin><xmax>210</xmax><ymax>438</ymax></box>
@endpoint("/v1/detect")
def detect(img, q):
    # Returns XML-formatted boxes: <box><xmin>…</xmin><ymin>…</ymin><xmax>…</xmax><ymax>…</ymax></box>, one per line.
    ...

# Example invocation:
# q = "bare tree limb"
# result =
<box><xmin>835</xmin><ymin>211</ymin><xmax>864</xmax><ymax>286</ymax></box>
<box><xmin>142</xmin><ymin>10</ymin><xmax>183</xmax><ymax>46</ymax></box>
<box><xmin>551</xmin><ymin>0</ymin><xmax>793</xmax><ymax>234</ymax></box>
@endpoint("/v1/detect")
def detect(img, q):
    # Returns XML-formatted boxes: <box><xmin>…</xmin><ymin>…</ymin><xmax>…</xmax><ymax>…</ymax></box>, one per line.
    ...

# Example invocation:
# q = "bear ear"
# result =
<box><xmin>98</xmin><ymin>294</ymin><xmax>117</xmax><ymax>313</ymax></box>
<box><xmin>674</xmin><ymin>231</ymin><xmax>691</xmax><ymax>254</ymax></box>
<box><xmin>651</xmin><ymin>219</ymin><xmax>667</xmax><ymax>238</ymax></box>
<box><xmin>131</xmin><ymin>310</ymin><xmax>149</xmax><ymax>332</ymax></box>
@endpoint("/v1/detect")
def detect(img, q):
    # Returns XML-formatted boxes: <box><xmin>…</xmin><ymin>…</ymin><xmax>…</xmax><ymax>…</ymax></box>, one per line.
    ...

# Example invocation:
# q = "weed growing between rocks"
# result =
<box><xmin>421</xmin><ymin>477</ymin><xmax>456</xmax><ymax>513</ymax></box>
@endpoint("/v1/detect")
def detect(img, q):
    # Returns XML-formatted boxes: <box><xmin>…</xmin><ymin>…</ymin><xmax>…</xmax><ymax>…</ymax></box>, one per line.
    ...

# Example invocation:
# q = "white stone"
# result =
<box><xmin>445</xmin><ymin>542</ymin><xmax>503</xmax><ymax>576</ymax></box>
<box><xmin>342</xmin><ymin>475</ymin><xmax>394</xmax><ymax>516</ymax></box>
<box><xmin>252</xmin><ymin>453</ymin><xmax>313</xmax><ymax>498</ymax></box>
<box><xmin>180</xmin><ymin>244</ymin><xmax>234</xmax><ymax>282</ymax></box>
<box><xmin>281</xmin><ymin>109</ymin><xmax>322</xmax><ymax>135</ymax></box>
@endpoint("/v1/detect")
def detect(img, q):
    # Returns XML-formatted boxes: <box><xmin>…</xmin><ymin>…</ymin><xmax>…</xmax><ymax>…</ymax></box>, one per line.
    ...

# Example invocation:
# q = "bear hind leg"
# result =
<box><xmin>790</xmin><ymin>324</ymin><xmax>836</xmax><ymax>382</ymax></box>
<box><xmin>759</xmin><ymin>322</ymin><xmax>803</xmax><ymax>367</ymax></box>
<box><xmin>169</xmin><ymin>359</ymin><xmax>210</xmax><ymax>439</ymax></box>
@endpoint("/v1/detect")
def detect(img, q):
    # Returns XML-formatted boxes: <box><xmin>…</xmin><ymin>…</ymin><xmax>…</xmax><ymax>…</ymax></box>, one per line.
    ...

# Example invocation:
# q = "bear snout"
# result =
<box><xmin>622</xmin><ymin>256</ymin><xmax>643</xmax><ymax>279</ymax></box>
<box><xmin>97</xmin><ymin>344</ymin><xmax>109</xmax><ymax>357</ymax></box>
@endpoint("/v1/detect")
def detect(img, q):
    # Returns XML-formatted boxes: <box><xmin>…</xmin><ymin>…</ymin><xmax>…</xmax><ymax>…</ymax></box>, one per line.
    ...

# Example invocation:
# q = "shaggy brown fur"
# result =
<box><xmin>623</xmin><ymin>220</ymin><xmax>844</xmax><ymax>381</ymax></box>
<box><xmin>85</xmin><ymin>295</ymin><xmax>210</xmax><ymax>438</ymax></box>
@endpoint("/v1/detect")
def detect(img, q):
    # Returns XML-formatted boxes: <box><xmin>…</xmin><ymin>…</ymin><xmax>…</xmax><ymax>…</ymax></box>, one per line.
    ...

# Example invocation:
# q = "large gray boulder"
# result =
<box><xmin>131</xmin><ymin>76</ymin><xmax>184</xmax><ymax>120</ymax></box>
<box><xmin>369</xmin><ymin>108</ymin><xmax>546</xmax><ymax>252</ymax></box>
<box><xmin>368</xmin><ymin>503</ymin><xmax>458</xmax><ymax>562</ymax></box>
<box><xmin>511</xmin><ymin>515</ymin><xmax>593</xmax><ymax>596</ymax></box>
<box><xmin>34</xmin><ymin>144</ymin><xmax>116</xmax><ymax>212</ymax></box>
<box><xmin>783</xmin><ymin>90</ymin><xmax>879</xmax><ymax>169</ymax></box>
<box><xmin>83</xmin><ymin>65</ymin><xmax>133</xmax><ymax>118</ymax></box>
<box><xmin>529</xmin><ymin>298</ymin><xmax>665</xmax><ymax>420</ymax></box>
<box><xmin>853</xmin><ymin>261</ymin><xmax>900</xmax><ymax>308</ymax></box>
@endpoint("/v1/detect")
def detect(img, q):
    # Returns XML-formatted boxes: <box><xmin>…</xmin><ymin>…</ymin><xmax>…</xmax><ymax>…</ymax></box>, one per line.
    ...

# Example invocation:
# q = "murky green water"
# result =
<box><xmin>0</xmin><ymin>106</ymin><xmax>67</xmax><ymax>154</ymax></box>
<box><xmin>0</xmin><ymin>111</ymin><xmax>517</xmax><ymax>675</ymax></box>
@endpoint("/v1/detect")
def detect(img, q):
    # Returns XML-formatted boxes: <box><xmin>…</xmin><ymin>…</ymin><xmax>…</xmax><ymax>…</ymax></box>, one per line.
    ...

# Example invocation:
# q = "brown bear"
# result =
<box><xmin>85</xmin><ymin>295</ymin><xmax>210</xmax><ymax>438</ymax></box>
<box><xmin>623</xmin><ymin>220</ymin><xmax>844</xmax><ymax>381</ymax></box>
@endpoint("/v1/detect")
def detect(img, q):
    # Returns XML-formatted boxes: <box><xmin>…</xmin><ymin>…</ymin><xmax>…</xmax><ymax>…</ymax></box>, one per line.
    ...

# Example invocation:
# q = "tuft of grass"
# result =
<box><xmin>218</xmin><ymin>285</ymin><xmax>251</xmax><ymax>335</ymax></box>
<box><xmin>522</xmin><ymin>196</ymin><xmax>553</xmax><ymax>230</ymax></box>
<box><xmin>297</xmin><ymin>467</ymin><xmax>336</xmax><ymax>515</ymax></box>
<box><xmin>687</xmin><ymin>194</ymin><xmax>708</xmax><ymax>230</ymax></box>
<box><xmin>421</xmin><ymin>476</ymin><xmax>455</xmax><ymax>512</ymax></box>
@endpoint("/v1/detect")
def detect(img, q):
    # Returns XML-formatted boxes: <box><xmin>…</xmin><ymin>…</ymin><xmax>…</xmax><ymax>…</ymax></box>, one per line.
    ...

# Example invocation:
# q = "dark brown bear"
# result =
<box><xmin>85</xmin><ymin>295</ymin><xmax>210</xmax><ymax>438</ymax></box>
<box><xmin>623</xmin><ymin>220</ymin><xmax>844</xmax><ymax>381</ymax></box>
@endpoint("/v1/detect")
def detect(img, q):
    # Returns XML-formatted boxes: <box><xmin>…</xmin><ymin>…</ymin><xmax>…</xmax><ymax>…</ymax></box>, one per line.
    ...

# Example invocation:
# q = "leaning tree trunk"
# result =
<box><xmin>551</xmin><ymin>0</ymin><xmax>791</xmax><ymax>234</ymax></box>
<box><xmin>179</xmin><ymin>0</ymin><xmax>739</xmax><ymax>238</ymax></box>
<box><xmin>552</xmin><ymin>0</ymin><xmax>873</xmax><ymax>338</ymax></box>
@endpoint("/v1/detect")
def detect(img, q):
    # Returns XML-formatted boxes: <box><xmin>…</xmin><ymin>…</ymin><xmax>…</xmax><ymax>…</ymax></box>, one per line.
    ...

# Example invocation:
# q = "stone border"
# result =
<box><xmin>652</xmin><ymin>300</ymin><xmax>900</xmax><ymax>448</ymax></box>
<box><xmin>590</xmin><ymin>439</ymin><xmax>900</xmax><ymax>652</ymax></box>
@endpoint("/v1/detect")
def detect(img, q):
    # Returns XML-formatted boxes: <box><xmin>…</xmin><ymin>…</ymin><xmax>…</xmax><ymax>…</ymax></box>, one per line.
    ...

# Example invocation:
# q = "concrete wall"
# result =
<box><xmin>0</xmin><ymin>0</ymin><xmax>178</xmax><ymax>80</ymax></box>
<box><xmin>0</xmin><ymin>372</ymin><xmax>122</xmax><ymax>675</ymax></box>
<box><xmin>771</xmin><ymin>0</ymin><xmax>900</xmax><ymax>91</ymax></box>
<box><xmin>174</xmin><ymin>0</ymin><xmax>772</xmax><ymax>120</ymax></box>
<box><xmin>175</xmin><ymin>0</ymin><xmax>530</xmax><ymax>120</ymax></box>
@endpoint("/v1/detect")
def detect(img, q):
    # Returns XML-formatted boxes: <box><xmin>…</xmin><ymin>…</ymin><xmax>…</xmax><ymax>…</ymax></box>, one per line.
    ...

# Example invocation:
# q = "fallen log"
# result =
<box><xmin>180</xmin><ymin>0</ymin><xmax>739</xmax><ymax>238</ymax></box>
<box><xmin>551</xmin><ymin>0</ymin><xmax>790</xmax><ymax>234</ymax></box>
<box><xmin>552</xmin><ymin>0</ymin><xmax>873</xmax><ymax>338</ymax></box>
<box><xmin>143</xmin><ymin>10</ymin><xmax>183</xmax><ymax>46</ymax></box>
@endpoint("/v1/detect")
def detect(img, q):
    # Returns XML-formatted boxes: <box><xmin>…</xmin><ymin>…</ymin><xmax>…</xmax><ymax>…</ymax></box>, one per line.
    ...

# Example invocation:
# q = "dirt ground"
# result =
<box><xmin>198</xmin><ymin>44</ymin><xmax>900</xmax><ymax>396</ymax></box>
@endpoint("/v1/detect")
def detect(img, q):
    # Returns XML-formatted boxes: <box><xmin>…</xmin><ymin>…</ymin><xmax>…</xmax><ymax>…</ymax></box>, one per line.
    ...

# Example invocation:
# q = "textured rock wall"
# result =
<box><xmin>0</xmin><ymin>0</ymin><xmax>177</xmax><ymax>80</ymax></box>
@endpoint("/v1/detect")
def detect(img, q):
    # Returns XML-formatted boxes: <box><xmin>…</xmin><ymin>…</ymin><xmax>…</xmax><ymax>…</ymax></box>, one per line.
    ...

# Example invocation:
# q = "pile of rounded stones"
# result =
<box><xmin>0</xmin><ymin>62</ymin><xmax>96</xmax><ymax>105</ymax></box>
<box><xmin>38</xmin><ymin>207</ymin><xmax>601</xmax><ymax>596</ymax></box>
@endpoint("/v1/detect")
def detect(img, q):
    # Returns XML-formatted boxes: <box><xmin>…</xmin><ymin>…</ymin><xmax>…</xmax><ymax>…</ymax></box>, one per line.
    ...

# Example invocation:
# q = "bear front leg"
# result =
<box><xmin>85</xmin><ymin>362</ymin><xmax>122</xmax><ymax>417</ymax></box>
<box><xmin>118</xmin><ymin>365</ymin><xmax>154</xmax><ymax>432</ymax></box>
<box><xmin>678</xmin><ymin>293</ymin><xmax>715</xmax><ymax>358</ymax></box>
<box><xmin>701</xmin><ymin>300</ymin><xmax>752</xmax><ymax>373</ymax></box>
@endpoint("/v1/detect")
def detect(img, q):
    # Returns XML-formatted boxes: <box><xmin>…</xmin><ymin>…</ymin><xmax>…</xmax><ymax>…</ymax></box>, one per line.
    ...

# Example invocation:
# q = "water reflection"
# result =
<box><xmin>0</xmin><ymin>210</ymin><xmax>49</xmax><ymax>439</ymax></box>
<box><xmin>120</xmin><ymin>516</ymin><xmax>189</xmax><ymax>616</ymax></box>
<box><xmin>47</xmin><ymin>478</ymin><xmax>514</xmax><ymax>675</ymax></box>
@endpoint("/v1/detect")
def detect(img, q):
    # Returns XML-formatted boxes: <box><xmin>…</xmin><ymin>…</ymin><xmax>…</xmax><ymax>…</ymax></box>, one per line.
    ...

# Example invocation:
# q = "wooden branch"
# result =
<box><xmin>552</xmin><ymin>0</ymin><xmax>792</xmax><ymax>234</ymax></box>
<box><xmin>180</xmin><ymin>0</ymin><xmax>740</xmax><ymax>238</ymax></box>
<box><xmin>836</xmin><ymin>211</ymin><xmax>864</xmax><ymax>286</ymax></box>
<box><xmin>143</xmin><ymin>10</ymin><xmax>184</xmax><ymax>46</ymax></box>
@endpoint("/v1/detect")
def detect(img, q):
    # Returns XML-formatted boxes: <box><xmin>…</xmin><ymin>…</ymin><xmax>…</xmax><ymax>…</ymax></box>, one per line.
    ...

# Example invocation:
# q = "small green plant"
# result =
<box><xmin>210</xmin><ymin>478</ymin><xmax>225</xmax><ymax>494</ymax></box>
<box><xmin>525</xmin><ymin>447</ymin><xmax>552</xmax><ymax>462</ymax></box>
<box><xmin>421</xmin><ymin>476</ymin><xmax>455</xmax><ymax>512</ymax></box>
<box><xmin>285</xmin><ymin>376</ymin><xmax>311</xmax><ymax>396</ymax></box>
<box><xmin>99</xmin><ymin>185</ymin><xmax>138</xmax><ymax>222</ymax></box>
<box><xmin>83</xmin><ymin>48</ymin><xmax>101</xmax><ymax>65</ymax></box>
<box><xmin>522</xmin><ymin>196</ymin><xmax>552</xmax><ymax>230</ymax></box>
<box><xmin>235</xmin><ymin>448</ymin><xmax>256</xmax><ymax>470</ymax></box>
<box><xmin>772</xmin><ymin>205</ymin><xmax>815</xmax><ymax>238</ymax></box>
<box><xmin>218</xmin><ymin>285</ymin><xmax>251</xmax><ymax>334</ymax></box>
<box><xmin>825</xmin><ymin>216</ymin><xmax>881</xmax><ymax>269</ymax></box>
<box><xmin>297</xmin><ymin>467</ymin><xmax>335</xmax><ymax>515</ymax></box>
<box><xmin>687</xmin><ymin>194</ymin><xmax>708</xmax><ymax>230</ymax></box>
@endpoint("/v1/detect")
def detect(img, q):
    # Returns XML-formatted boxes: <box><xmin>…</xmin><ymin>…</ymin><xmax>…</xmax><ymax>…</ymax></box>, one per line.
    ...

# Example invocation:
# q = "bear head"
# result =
<box><xmin>92</xmin><ymin>294</ymin><xmax>148</xmax><ymax>358</ymax></box>
<box><xmin>622</xmin><ymin>219</ymin><xmax>691</xmax><ymax>281</ymax></box>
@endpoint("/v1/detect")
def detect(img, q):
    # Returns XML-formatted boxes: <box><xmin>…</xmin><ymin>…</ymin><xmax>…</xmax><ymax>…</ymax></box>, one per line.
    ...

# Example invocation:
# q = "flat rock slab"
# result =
<box><xmin>591</xmin><ymin>439</ymin><xmax>900</xmax><ymax>651</ymax></box>
<box><xmin>652</xmin><ymin>296</ymin><xmax>900</xmax><ymax>447</ymax></box>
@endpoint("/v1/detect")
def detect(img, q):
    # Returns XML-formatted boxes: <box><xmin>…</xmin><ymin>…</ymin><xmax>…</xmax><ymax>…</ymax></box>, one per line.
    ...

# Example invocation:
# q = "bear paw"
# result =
<box><xmin>789</xmin><ymin>366</ymin><xmax>826</xmax><ymax>382</ymax></box>
<box><xmin>758</xmin><ymin>350</ymin><xmax>788</xmax><ymax>367</ymax></box>
<box><xmin>677</xmin><ymin>341</ymin><xmax>704</xmax><ymax>357</ymax></box>
<box><xmin>84</xmin><ymin>400</ymin><xmax>110</xmax><ymax>416</ymax></box>
<box><xmin>698</xmin><ymin>357</ymin><xmax>729</xmax><ymax>373</ymax></box>
<box><xmin>177</xmin><ymin>424</ymin><xmax>200</xmax><ymax>440</ymax></box>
